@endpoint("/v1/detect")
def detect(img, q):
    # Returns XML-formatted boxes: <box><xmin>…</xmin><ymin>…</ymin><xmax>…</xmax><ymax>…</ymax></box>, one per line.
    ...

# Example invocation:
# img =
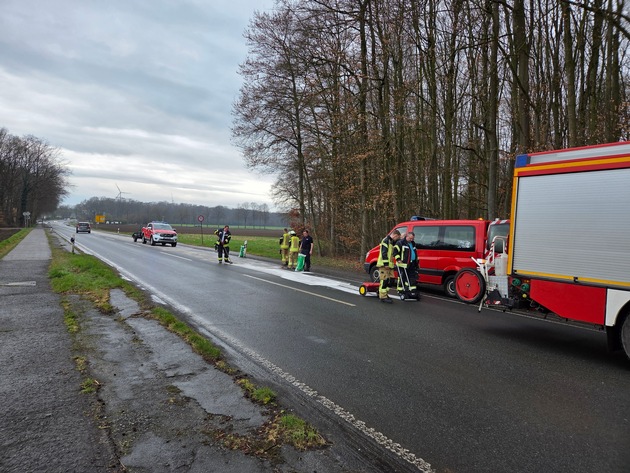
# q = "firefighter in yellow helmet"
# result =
<box><xmin>279</xmin><ymin>228</ymin><xmax>290</xmax><ymax>266</ymax></box>
<box><xmin>377</xmin><ymin>229</ymin><xmax>401</xmax><ymax>303</ymax></box>
<box><xmin>287</xmin><ymin>230</ymin><xmax>300</xmax><ymax>269</ymax></box>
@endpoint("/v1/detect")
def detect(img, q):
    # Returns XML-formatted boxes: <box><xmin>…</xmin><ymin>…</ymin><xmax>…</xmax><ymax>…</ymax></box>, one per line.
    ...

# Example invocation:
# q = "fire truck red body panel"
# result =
<box><xmin>528</xmin><ymin>280</ymin><xmax>606</xmax><ymax>325</ymax></box>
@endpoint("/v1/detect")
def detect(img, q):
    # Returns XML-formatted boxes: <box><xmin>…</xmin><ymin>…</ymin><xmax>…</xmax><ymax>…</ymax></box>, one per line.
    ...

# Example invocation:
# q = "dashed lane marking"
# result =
<box><xmin>160</xmin><ymin>252</ymin><xmax>193</xmax><ymax>261</ymax></box>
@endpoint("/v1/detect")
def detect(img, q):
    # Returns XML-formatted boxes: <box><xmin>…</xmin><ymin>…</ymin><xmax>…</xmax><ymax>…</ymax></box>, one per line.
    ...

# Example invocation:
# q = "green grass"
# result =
<box><xmin>177</xmin><ymin>234</ymin><xmax>281</xmax><ymax>258</ymax></box>
<box><xmin>276</xmin><ymin>413</ymin><xmax>327</xmax><ymax>450</ymax></box>
<box><xmin>150</xmin><ymin>306</ymin><xmax>222</xmax><ymax>362</ymax></box>
<box><xmin>237</xmin><ymin>378</ymin><xmax>277</xmax><ymax>405</ymax></box>
<box><xmin>80</xmin><ymin>378</ymin><xmax>99</xmax><ymax>394</ymax></box>
<box><xmin>49</xmin><ymin>248</ymin><xmax>135</xmax><ymax>312</ymax></box>
<box><xmin>175</xmin><ymin>224</ymin><xmax>284</xmax><ymax>231</ymax></box>
<box><xmin>0</xmin><ymin>228</ymin><xmax>31</xmax><ymax>258</ymax></box>
<box><xmin>177</xmin><ymin>233</ymin><xmax>364</xmax><ymax>272</ymax></box>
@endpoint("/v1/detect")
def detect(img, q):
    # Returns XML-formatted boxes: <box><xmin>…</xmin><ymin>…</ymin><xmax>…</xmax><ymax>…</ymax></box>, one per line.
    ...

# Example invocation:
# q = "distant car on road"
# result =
<box><xmin>76</xmin><ymin>222</ymin><xmax>91</xmax><ymax>233</ymax></box>
<box><xmin>141</xmin><ymin>221</ymin><xmax>178</xmax><ymax>247</ymax></box>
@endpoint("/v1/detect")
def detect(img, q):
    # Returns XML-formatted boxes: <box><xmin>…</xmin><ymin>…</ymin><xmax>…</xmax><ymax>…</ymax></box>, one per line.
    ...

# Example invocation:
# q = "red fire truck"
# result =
<box><xmin>454</xmin><ymin>141</ymin><xmax>630</xmax><ymax>360</ymax></box>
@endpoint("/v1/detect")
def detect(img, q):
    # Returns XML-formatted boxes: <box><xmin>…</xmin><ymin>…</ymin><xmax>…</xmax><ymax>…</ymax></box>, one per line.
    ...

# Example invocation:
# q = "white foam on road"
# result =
<box><xmin>233</xmin><ymin>259</ymin><xmax>361</xmax><ymax>296</ymax></box>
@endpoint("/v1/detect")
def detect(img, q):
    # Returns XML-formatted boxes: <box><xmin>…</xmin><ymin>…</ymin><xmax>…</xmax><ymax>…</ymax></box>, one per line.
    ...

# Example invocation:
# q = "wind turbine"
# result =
<box><xmin>115</xmin><ymin>184</ymin><xmax>131</xmax><ymax>224</ymax></box>
<box><xmin>115</xmin><ymin>184</ymin><xmax>131</xmax><ymax>201</ymax></box>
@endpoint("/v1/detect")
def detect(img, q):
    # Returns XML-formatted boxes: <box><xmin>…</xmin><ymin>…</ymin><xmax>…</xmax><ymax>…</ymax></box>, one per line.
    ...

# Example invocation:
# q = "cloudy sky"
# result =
<box><xmin>0</xmin><ymin>0</ymin><xmax>277</xmax><ymax>209</ymax></box>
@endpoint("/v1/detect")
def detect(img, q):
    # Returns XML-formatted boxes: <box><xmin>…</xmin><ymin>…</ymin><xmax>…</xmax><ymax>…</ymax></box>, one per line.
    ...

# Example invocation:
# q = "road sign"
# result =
<box><xmin>197</xmin><ymin>215</ymin><xmax>204</xmax><ymax>222</ymax></box>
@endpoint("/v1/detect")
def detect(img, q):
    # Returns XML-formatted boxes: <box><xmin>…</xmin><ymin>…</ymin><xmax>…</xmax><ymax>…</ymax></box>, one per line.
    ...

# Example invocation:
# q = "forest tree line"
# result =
<box><xmin>0</xmin><ymin>128</ymin><xmax>69</xmax><ymax>226</ymax></box>
<box><xmin>232</xmin><ymin>0</ymin><xmax>629</xmax><ymax>257</ymax></box>
<box><xmin>61</xmin><ymin>197</ymin><xmax>285</xmax><ymax>229</ymax></box>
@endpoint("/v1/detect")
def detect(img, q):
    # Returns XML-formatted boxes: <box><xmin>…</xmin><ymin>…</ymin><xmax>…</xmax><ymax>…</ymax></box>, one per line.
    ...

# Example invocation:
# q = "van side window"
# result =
<box><xmin>443</xmin><ymin>226</ymin><xmax>475</xmax><ymax>250</ymax></box>
<box><xmin>414</xmin><ymin>226</ymin><xmax>440</xmax><ymax>248</ymax></box>
<box><xmin>487</xmin><ymin>222</ymin><xmax>509</xmax><ymax>253</ymax></box>
<box><xmin>413</xmin><ymin>225</ymin><xmax>476</xmax><ymax>251</ymax></box>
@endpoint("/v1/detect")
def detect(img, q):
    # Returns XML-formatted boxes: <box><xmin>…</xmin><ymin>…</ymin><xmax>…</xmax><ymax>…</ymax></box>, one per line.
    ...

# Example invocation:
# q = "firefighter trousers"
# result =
<box><xmin>378</xmin><ymin>266</ymin><xmax>395</xmax><ymax>299</ymax></box>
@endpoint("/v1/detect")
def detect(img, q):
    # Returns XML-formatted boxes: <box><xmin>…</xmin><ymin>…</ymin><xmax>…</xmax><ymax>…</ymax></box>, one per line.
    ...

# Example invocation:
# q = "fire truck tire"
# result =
<box><xmin>621</xmin><ymin>315</ymin><xmax>630</xmax><ymax>361</ymax></box>
<box><xmin>454</xmin><ymin>268</ymin><xmax>485</xmax><ymax>304</ymax></box>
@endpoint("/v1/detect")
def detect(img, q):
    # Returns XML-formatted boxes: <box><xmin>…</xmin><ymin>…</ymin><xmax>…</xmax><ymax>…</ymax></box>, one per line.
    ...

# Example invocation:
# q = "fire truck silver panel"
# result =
<box><xmin>512</xmin><ymin>167</ymin><xmax>630</xmax><ymax>286</ymax></box>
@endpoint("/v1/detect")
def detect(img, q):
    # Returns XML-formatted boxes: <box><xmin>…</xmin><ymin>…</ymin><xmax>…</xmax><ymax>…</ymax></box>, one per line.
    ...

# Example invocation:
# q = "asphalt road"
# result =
<box><xmin>53</xmin><ymin>222</ymin><xmax>630</xmax><ymax>473</ymax></box>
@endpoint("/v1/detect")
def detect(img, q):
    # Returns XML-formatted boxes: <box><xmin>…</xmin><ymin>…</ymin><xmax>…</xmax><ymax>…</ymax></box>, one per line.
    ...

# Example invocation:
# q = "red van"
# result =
<box><xmin>364</xmin><ymin>218</ymin><xmax>509</xmax><ymax>297</ymax></box>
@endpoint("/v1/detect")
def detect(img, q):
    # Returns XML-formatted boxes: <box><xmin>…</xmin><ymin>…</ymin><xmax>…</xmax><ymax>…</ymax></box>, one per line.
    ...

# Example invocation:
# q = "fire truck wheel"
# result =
<box><xmin>370</xmin><ymin>265</ymin><xmax>380</xmax><ymax>282</ymax></box>
<box><xmin>454</xmin><ymin>268</ymin><xmax>485</xmax><ymax>304</ymax></box>
<box><xmin>621</xmin><ymin>314</ymin><xmax>630</xmax><ymax>361</ymax></box>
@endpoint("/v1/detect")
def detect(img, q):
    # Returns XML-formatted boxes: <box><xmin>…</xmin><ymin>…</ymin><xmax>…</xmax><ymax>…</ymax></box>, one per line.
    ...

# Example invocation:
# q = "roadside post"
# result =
<box><xmin>70</xmin><ymin>236</ymin><xmax>75</xmax><ymax>254</ymax></box>
<box><xmin>198</xmin><ymin>215</ymin><xmax>205</xmax><ymax>245</ymax></box>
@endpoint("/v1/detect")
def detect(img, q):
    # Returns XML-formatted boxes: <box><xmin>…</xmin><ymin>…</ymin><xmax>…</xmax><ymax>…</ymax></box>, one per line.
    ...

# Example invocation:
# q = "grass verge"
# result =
<box><xmin>0</xmin><ymin>228</ymin><xmax>31</xmax><ymax>259</ymax></box>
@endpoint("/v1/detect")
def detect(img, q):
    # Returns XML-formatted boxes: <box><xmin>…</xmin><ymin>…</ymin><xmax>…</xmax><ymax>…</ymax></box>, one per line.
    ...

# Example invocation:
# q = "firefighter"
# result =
<box><xmin>287</xmin><ymin>230</ymin><xmax>300</xmax><ymax>269</ymax></box>
<box><xmin>279</xmin><ymin>228</ymin><xmax>290</xmax><ymax>266</ymax></box>
<box><xmin>395</xmin><ymin>231</ymin><xmax>419</xmax><ymax>298</ymax></box>
<box><xmin>213</xmin><ymin>228</ymin><xmax>220</xmax><ymax>252</ymax></box>
<box><xmin>217</xmin><ymin>225</ymin><xmax>232</xmax><ymax>264</ymax></box>
<box><xmin>377</xmin><ymin>229</ymin><xmax>401</xmax><ymax>303</ymax></box>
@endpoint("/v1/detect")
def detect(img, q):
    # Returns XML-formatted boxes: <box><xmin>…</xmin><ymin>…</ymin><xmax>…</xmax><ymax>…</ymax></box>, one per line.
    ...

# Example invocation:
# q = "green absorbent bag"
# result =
<box><xmin>295</xmin><ymin>253</ymin><xmax>306</xmax><ymax>271</ymax></box>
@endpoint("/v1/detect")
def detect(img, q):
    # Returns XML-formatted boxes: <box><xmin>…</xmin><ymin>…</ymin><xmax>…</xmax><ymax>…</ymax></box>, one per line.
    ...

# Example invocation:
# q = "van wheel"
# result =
<box><xmin>443</xmin><ymin>275</ymin><xmax>456</xmax><ymax>298</ymax></box>
<box><xmin>454</xmin><ymin>268</ymin><xmax>485</xmax><ymax>304</ymax></box>
<box><xmin>621</xmin><ymin>314</ymin><xmax>630</xmax><ymax>361</ymax></box>
<box><xmin>150</xmin><ymin>237</ymin><xmax>156</xmax><ymax>246</ymax></box>
<box><xmin>370</xmin><ymin>265</ymin><xmax>380</xmax><ymax>282</ymax></box>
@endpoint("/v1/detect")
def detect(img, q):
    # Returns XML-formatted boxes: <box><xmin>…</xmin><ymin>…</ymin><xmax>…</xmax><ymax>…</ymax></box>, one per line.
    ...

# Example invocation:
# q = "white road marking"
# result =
<box><xmin>243</xmin><ymin>274</ymin><xmax>356</xmax><ymax>307</ymax></box>
<box><xmin>0</xmin><ymin>281</ymin><xmax>36</xmax><ymax>286</ymax></box>
<box><xmin>161</xmin><ymin>252</ymin><xmax>192</xmax><ymax>261</ymax></box>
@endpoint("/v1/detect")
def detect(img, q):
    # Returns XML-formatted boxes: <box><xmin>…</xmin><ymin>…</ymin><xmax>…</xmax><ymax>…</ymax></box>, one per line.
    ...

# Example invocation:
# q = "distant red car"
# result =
<box><xmin>364</xmin><ymin>218</ymin><xmax>509</xmax><ymax>297</ymax></box>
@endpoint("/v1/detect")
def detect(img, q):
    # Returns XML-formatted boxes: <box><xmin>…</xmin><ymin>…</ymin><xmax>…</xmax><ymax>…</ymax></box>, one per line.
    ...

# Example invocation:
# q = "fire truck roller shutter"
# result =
<box><xmin>511</xmin><ymin>167</ymin><xmax>630</xmax><ymax>288</ymax></box>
